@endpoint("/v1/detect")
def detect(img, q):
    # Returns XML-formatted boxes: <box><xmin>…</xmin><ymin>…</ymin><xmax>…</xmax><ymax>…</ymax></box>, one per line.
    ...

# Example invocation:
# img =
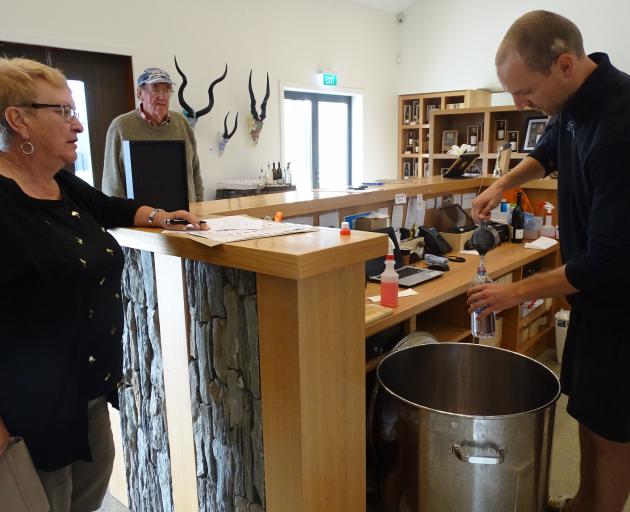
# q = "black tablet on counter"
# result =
<box><xmin>122</xmin><ymin>140</ymin><xmax>189</xmax><ymax>211</ymax></box>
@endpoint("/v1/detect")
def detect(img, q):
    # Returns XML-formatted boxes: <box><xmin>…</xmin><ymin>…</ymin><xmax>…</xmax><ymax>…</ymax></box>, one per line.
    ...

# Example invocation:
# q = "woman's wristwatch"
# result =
<box><xmin>147</xmin><ymin>208</ymin><xmax>164</xmax><ymax>224</ymax></box>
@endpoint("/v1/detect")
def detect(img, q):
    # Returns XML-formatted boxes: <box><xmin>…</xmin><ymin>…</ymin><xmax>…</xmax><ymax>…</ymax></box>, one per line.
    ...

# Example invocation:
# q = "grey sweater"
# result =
<box><xmin>101</xmin><ymin>110</ymin><xmax>204</xmax><ymax>202</ymax></box>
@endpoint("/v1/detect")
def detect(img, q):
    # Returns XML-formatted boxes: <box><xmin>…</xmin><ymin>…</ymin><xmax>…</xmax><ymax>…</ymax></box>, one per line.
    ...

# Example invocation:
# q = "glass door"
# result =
<box><xmin>284</xmin><ymin>91</ymin><xmax>352</xmax><ymax>190</ymax></box>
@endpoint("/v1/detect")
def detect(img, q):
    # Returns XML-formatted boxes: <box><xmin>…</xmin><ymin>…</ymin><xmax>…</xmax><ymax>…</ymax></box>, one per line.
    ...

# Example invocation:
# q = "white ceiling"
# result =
<box><xmin>351</xmin><ymin>0</ymin><xmax>417</xmax><ymax>14</ymax></box>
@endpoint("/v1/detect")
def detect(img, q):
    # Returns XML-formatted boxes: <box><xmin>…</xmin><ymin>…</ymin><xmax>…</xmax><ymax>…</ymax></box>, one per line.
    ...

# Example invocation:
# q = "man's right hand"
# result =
<box><xmin>472</xmin><ymin>183</ymin><xmax>504</xmax><ymax>221</ymax></box>
<box><xmin>0</xmin><ymin>417</ymin><xmax>10</xmax><ymax>456</ymax></box>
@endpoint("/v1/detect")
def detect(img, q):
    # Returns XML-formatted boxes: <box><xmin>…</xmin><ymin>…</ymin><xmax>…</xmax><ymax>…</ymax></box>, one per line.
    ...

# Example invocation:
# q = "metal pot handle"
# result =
<box><xmin>450</xmin><ymin>442</ymin><xmax>506</xmax><ymax>465</ymax></box>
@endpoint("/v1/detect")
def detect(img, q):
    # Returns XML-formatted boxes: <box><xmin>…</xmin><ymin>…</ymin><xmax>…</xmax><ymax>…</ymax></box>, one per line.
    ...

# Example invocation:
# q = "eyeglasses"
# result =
<box><xmin>143</xmin><ymin>87</ymin><xmax>173</xmax><ymax>98</ymax></box>
<box><xmin>22</xmin><ymin>103</ymin><xmax>80</xmax><ymax>123</ymax></box>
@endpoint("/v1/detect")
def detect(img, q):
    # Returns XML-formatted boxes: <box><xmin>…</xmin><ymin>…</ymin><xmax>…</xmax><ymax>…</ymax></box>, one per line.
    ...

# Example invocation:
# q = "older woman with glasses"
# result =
<box><xmin>0</xmin><ymin>57</ymin><xmax>205</xmax><ymax>512</ymax></box>
<box><xmin>102</xmin><ymin>67</ymin><xmax>204</xmax><ymax>201</ymax></box>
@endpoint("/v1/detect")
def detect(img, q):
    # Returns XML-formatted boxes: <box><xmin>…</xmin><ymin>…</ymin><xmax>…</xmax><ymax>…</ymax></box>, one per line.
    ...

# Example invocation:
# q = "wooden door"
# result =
<box><xmin>0</xmin><ymin>41</ymin><xmax>134</xmax><ymax>189</ymax></box>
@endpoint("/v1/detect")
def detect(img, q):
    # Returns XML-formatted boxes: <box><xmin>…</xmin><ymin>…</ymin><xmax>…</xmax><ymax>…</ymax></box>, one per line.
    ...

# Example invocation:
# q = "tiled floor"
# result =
<box><xmin>97</xmin><ymin>492</ymin><xmax>128</xmax><ymax>512</ymax></box>
<box><xmin>539</xmin><ymin>349</ymin><xmax>630</xmax><ymax>512</ymax></box>
<box><xmin>99</xmin><ymin>349</ymin><xmax>628</xmax><ymax>512</ymax></box>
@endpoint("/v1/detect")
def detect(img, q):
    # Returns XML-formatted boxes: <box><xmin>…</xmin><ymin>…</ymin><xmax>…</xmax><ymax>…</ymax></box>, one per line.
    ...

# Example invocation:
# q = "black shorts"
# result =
<box><xmin>560</xmin><ymin>302</ymin><xmax>630</xmax><ymax>442</ymax></box>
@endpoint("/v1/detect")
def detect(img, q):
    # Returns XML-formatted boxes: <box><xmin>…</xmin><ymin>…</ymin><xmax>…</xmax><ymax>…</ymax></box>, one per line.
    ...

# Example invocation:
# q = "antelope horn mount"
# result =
<box><xmin>248</xmin><ymin>70</ymin><xmax>270</xmax><ymax>144</ymax></box>
<box><xmin>174</xmin><ymin>56</ymin><xmax>228</xmax><ymax>128</ymax></box>
<box><xmin>217</xmin><ymin>112</ymin><xmax>238</xmax><ymax>156</ymax></box>
<box><xmin>223</xmin><ymin>112</ymin><xmax>238</xmax><ymax>139</ymax></box>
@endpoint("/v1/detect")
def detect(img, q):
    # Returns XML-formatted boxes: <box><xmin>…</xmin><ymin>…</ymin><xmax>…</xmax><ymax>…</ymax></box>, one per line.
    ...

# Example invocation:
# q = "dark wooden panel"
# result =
<box><xmin>0</xmin><ymin>41</ymin><xmax>134</xmax><ymax>189</ymax></box>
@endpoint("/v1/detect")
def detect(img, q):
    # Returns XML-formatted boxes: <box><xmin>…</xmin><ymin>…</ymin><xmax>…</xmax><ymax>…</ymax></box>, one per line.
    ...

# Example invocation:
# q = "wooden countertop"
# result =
<box><xmin>364</xmin><ymin>242</ymin><xmax>559</xmax><ymax>337</ymax></box>
<box><xmin>111</xmin><ymin>226</ymin><xmax>387</xmax><ymax>280</ymax></box>
<box><xmin>189</xmin><ymin>175</ymin><xmax>556</xmax><ymax>220</ymax></box>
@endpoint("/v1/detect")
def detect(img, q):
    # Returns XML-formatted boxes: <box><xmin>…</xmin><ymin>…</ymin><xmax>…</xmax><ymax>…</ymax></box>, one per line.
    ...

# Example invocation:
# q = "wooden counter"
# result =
<box><xmin>110</xmin><ymin>225</ymin><xmax>386</xmax><ymax>512</ymax></box>
<box><xmin>109</xmin><ymin>176</ymin><xmax>559</xmax><ymax>512</ymax></box>
<box><xmin>364</xmin><ymin>242</ymin><xmax>558</xmax><ymax>339</ymax></box>
<box><xmin>189</xmin><ymin>175</ymin><xmax>558</xmax><ymax>222</ymax></box>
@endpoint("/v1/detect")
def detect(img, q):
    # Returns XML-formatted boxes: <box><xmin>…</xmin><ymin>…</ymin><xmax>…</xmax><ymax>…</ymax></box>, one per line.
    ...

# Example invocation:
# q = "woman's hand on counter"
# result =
<box><xmin>135</xmin><ymin>207</ymin><xmax>209</xmax><ymax>231</ymax></box>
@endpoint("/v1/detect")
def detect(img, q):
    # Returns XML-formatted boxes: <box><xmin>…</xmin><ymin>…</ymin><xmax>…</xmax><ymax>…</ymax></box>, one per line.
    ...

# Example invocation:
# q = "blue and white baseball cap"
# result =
<box><xmin>137</xmin><ymin>67</ymin><xmax>175</xmax><ymax>87</ymax></box>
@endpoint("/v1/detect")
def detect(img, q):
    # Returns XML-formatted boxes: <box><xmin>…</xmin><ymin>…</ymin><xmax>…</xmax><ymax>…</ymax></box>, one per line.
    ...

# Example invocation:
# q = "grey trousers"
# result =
<box><xmin>37</xmin><ymin>397</ymin><xmax>115</xmax><ymax>512</ymax></box>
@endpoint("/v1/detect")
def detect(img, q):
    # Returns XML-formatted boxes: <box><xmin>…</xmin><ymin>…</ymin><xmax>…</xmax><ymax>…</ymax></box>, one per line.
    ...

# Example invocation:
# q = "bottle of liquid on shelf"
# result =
<box><xmin>510</xmin><ymin>192</ymin><xmax>525</xmax><ymax>243</ymax></box>
<box><xmin>285</xmin><ymin>162</ymin><xmax>292</xmax><ymax>185</ymax></box>
<box><xmin>470</xmin><ymin>258</ymin><xmax>496</xmax><ymax>339</ymax></box>
<box><xmin>266</xmin><ymin>162</ymin><xmax>273</xmax><ymax>185</ymax></box>
<box><xmin>380</xmin><ymin>253</ymin><xmax>399</xmax><ymax>308</ymax></box>
<box><xmin>540</xmin><ymin>202</ymin><xmax>556</xmax><ymax>238</ymax></box>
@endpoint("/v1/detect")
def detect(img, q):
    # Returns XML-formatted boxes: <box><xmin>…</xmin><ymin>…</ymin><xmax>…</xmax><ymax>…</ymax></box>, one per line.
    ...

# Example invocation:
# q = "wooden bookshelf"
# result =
<box><xmin>398</xmin><ymin>90</ymin><xmax>491</xmax><ymax>180</ymax></box>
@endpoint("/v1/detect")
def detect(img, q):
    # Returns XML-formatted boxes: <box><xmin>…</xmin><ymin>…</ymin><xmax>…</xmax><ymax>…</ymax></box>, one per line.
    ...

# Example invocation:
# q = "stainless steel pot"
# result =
<box><xmin>376</xmin><ymin>343</ymin><xmax>560</xmax><ymax>512</ymax></box>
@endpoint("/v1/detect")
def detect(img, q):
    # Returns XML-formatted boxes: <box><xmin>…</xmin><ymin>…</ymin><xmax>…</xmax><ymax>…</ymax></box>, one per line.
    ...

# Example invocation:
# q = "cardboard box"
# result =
<box><xmin>355</xmin><ymin>216</ymin><xmax>388</xmax><ymax>231</ymax></box>
<box><xmin>438</xmin><ymin>230</ymin><xmax>474</xmax><ymax>252</ymax></box>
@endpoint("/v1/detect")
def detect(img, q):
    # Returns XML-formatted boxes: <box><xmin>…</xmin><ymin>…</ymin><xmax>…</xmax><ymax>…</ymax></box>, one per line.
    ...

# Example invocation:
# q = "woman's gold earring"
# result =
<box><xmin>20</xmin><ymin>141</ymin><xmax>35</xmax><ymax>155</ymax></box>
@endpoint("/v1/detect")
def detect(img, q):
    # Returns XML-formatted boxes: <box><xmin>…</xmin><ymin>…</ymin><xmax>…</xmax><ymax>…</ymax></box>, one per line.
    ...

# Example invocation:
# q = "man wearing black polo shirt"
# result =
<box><xmin>469</xmin><ymin>10</ymin><xmax>630</xmax><ymax>512</ymax></box>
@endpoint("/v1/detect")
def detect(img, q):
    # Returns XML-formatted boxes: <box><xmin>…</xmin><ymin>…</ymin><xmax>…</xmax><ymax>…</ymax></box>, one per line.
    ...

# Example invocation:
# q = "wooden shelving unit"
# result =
<box><xmin>429</xmin><ymin>105</ymin><xmax>550</xmax><ymax>177</ymax></box>
<box><xmin>398</xmin><ymin>90</ymin><xmax>491</xmax><ymax>180</ymax></box>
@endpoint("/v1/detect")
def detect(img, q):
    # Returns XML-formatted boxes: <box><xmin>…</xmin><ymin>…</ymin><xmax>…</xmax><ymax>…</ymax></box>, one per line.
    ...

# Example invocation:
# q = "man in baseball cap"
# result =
<box><xmin>102</xmin><ymin>66</ymin><xmax>204</xmax><ymax>201</ymax></box>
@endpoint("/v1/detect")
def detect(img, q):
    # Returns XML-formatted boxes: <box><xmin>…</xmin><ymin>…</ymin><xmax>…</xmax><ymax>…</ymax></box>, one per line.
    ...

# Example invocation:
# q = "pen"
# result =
<box><xmin>164</xmin><ymin>219</ymin><xmax>207</xmax><ymax>225</ymax></box>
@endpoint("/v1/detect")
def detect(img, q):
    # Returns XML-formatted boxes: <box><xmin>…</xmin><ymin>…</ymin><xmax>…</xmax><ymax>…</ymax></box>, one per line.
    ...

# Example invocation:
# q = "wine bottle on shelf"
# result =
<box><xmin>510</xmin><ymin>192</ymin><xmax>525</xmax><ymax>243</ymax></box>
<box><xmin>267</xmin><ymin>162</ymin><xmax>273</xmax><ymax>185</ymax></box>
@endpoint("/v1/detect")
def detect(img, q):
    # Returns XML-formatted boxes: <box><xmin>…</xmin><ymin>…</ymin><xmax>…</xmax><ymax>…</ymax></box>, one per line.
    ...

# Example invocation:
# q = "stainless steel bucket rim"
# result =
<box><xmin>376</xmin><ymin>342</ymin><xmax>561</xmax><ymax>420</ymax></box>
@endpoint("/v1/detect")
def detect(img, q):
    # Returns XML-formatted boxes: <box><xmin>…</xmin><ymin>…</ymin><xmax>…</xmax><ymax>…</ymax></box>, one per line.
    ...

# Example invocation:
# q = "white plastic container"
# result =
<box><xmin>554</xmin><ymin>309</ymin><xmax>571</xmax><ymax>363</ymax></box>
<box><xmin>380</xmin><ymin>254</ymin><xmax>399</xmax><ymax>308</ymax></box>
<box><xmin>540</xmin><ymin>202</ymin><xmax>556</xmax><ymax>239</ymax></box>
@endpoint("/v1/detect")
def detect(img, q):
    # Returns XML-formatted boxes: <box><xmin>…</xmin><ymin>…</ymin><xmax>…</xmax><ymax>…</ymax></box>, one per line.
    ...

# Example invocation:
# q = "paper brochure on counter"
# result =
<box><xmin>163</xmin><ymin>215</ymin><xmax>318</xmax><ymax>247</ymax></box>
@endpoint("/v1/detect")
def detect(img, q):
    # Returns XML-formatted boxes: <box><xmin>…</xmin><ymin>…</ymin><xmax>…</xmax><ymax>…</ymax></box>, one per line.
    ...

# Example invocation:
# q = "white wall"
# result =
<box><xmin>397</xmin><ymin>0</ymin><xmax>630</xmax><ymax>99</ymax></box>
<box><xmin>1</xmin><ymin>0</ymin><xmax>400</xmax><ymax>197</ymax></box>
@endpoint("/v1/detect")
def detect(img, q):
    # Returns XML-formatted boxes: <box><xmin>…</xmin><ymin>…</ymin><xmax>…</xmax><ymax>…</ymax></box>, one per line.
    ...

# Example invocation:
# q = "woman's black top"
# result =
<box><xmin>0</xmin><ymin>170</ymin><xmax>141</xmax><ymax>470</ymax></box>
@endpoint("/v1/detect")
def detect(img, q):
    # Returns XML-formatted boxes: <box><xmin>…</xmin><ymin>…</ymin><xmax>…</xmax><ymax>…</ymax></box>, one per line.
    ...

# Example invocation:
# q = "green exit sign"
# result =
<box><xmin>322</xmin><ymin>73</ymin><xmax>337</xmax><ymax>86</ymax></box>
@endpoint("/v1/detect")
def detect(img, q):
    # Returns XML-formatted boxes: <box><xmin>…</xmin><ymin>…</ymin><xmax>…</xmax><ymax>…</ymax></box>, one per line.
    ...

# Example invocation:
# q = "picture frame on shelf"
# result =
<box><xmin>508</xmin><ymin>130</ymin><xmax>520</xmax><ymax>152</ymax></box>
<box><xmin>494</xmin><ymin>120</ymin><xmax>507</xmax><ymax>141</ymax></box>
<box><xmin>441</xmin><ymin>129</ymin><xmax>458</xmax><ymax>152</ymax></box>
<box><xmin>523</xmin><ymin>117</ymin><xmax>549</xmax><ymax>151</ymax></box>
<box><xmin>412</xmin><ymin>101</ymin><xmax>420</xmax><ymax>124</ymax></box>
<box><xmin>403</xmin><ymin>104</ymin><xmax>412</xmax><ymax>125</ymax></box>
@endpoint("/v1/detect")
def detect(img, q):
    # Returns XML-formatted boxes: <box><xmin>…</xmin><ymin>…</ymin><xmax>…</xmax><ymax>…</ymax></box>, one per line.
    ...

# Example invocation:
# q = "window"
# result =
<box><xmin>283</xmin><ymin>91</ymin><xmax>353</xmax><ymax>190</ymax></box>
<box><xmin>68</xmin><ymin>80</ymin><xmax>93</xmax><ymax>186</ymax></box>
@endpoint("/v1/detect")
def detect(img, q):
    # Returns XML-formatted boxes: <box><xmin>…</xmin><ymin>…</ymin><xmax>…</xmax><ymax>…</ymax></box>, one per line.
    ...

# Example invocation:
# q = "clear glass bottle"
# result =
<box><xmin>285</xmin><ymin>162</ymin><xmax>292</xmax><ymax>185</ymax></box>
<box><xmin>470</xmin><ymin>257</ymin><xmax>496</xmax><ymax>339</ymax></box>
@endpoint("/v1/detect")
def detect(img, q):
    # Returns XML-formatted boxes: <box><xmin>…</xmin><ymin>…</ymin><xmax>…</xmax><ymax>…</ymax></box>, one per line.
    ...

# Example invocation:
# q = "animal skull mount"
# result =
<box><xmin>217</xmin><ymin>112</ymin><xmax>238</xmax><ymax>155</ymax></box>
<box><xmin>174</xmin><ymin>56</ymin><xmax>227</xmax><ymax>129</ymax></box>
<box><xmin>248</xmin><ymin>70</ymin><xmax>270</xmax><ymax>145</ymax></box>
